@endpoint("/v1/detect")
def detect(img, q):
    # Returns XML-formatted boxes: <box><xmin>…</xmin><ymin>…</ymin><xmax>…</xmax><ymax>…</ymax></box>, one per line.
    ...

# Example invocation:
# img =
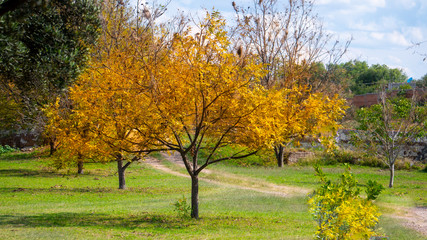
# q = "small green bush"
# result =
<box><xmin>0</xmin><ymin>145</ymin><xmax>16</xmax><ymax>154</ymax></box>
<box><xmin>366</xmin><ymin>180</ymin><xmax>385</xmax><ymax>201</ymax></box>
<box><xmin>173</xmin><ymin>196</ymin><xmax>191</xmax><ymax>218</ymax></box>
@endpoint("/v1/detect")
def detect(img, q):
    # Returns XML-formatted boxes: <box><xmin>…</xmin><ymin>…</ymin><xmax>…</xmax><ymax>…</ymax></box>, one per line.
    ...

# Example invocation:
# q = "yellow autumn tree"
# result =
<box><xmin>45</xmin><ymin>0</ymin><xmax>171</xmax><ymax>188</ymax></box>
<box><xmin>46</xmin><ymin>47</ymin><xmax>167</xmax><ymax>188</ymax></box>
<box><xmin>233</xmin><ymin>0</ymin><xmax>349</xmax><ymax>166</ymax></box>
<box><xmin>71</xmin><ymin>49</ymin><xmax>165</xmax><ymax>189</ymax></box>
<box><xmin>127</xmin><ymin>10</ymin><xmax>347</xmax><ymax>219</ymax></box>
<box><xmin>258</xmin><ymin>86</ymin><xmax>347</xmax><ymax>167</ymax></box>
<box><xmin>45</xmin><ymin>96</ymin><xmax>110</xmax><ymax>174</ymax></box>
<box><xmin>138</xmin><ymin>11</ymin><xmax>294</xmax><ymax>219</ymax></box>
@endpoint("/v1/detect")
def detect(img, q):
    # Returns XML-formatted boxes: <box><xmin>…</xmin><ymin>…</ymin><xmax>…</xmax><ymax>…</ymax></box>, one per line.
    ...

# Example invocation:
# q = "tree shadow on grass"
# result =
<box><xmin>0</xmin><ymin>212</ymin><xmax>194</xmax><ymax>230</ymax></box>
<box><xmin>0</xmin><ymin>152</ymin><xmax>39</xmax><ymax>161</ymax></box>
<box><xmin>0</xmin><ymin>186</ymin><xmax>161</xmax><ymax>195</ymax></box>
<box><xmin>0</xmin><ymin>212</ymin><xmax>272</xmax><ymax>232</ymax></box>
<box><xmin>0</xmin><ymin>167</ymin><xmax>116</xmax><ymax>178</ymax></box>
<box><xmin>0</xmin><ymin>169</ymin><xmax>59</xmax><ymax>178</ymax></box>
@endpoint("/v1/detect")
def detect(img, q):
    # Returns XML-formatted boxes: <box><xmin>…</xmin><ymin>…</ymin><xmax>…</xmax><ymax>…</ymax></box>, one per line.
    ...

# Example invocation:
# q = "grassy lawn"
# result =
<box><xmin>209</xmin><ymin>163</ymin><xmax>427</xmax><ymax>208</ymax></box>
<box><xmin>0</xmin><ymin>151</ymin><xmax>426</xmax><ymax>239</ymax></box>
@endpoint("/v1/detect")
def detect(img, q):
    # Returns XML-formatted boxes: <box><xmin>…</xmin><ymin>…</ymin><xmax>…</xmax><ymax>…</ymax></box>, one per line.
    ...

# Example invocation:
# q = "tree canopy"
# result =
<box><xmin>0</xmin><ymin>0</ymin><xmax>100</xmax><ymax>130</ymax></box>
<box><xmin>335</xmin><ymin>60</ymin><xmax>407</xmax><ymax>96</ymax></box>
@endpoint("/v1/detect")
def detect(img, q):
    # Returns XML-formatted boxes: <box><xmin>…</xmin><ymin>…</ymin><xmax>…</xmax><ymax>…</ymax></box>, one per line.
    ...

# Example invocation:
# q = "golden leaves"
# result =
<box><xmin>46</xmin><ymin>10</ymin><xmax>347</xmax><ymax>164</ymax></box>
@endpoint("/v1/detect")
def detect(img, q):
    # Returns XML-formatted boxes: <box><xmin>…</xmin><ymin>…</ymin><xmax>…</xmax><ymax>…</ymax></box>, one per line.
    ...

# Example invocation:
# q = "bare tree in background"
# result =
<box><xmin>232</xmin><ymin>0</ymin><xmax>350</xmax><ymax>167</ymax></box>
<box><xmin>232</xmin><ymin>0</ymin><xmax>350</xmax><ymax>90</ymax></box>
<box><xmin>408</xmin><ymin>40</ymin><xmax>427</xmax><ymax>62</ymax></box>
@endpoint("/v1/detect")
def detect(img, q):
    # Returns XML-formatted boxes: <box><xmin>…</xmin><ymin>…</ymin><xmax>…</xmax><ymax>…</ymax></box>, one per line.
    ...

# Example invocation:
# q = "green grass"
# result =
<box><xmin>209</xmin><ymin>163</ymin><xmax>427</xmax><ymax>208</ymax></box>
<box><xmin>0</xmin><ymin>151</ymin><xmax>425</xmax><ymax>239</ymax></box>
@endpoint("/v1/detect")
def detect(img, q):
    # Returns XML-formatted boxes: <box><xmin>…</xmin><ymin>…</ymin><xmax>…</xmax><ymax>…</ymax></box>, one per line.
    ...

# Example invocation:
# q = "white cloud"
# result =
<box><xmin>388</xmin><ymin>31</ymin><xmax>411</xmax><ymax>47</ymax></box>
<box><xmin>352</xmin><ymin>21</ymin><xmax>381</xmax><ymax>32</ymax></box>
<box><xmin>368</xmin><ymin>0</ymin><xmax>386</xmax><ymax>8</ymax></box>
<box><xmin>335</xmin><ymin>5</ymin><xmax>377</xmax><ymax>15</ymax></box>
<box><xmin>388</xmin><ymin>55</ymin><xmax>403</xmax><ymax>64</ymax></box>
<box><xmin>396</xmin><ymin>0</ymin><xmax>417</xmax><ymax>9</ymax></box>
<box><xmin>316</xmin><ymin>0</ymin><xmax>350</xmax><ymax>4</ymax></box>
<box><xmin>178</xmin><ymin>0</ymin><xmax>195</xmax><ymax>5</ymax></box>
<box><xmin>346</xmin><ymin>0</ymin><xmax>386</xmax><ymax>9</ymax></box>
<box><xmin>350</xmin><ymin>31</ymin><xmax>379</xmax><ymax>48</ymax></box>
<box><xmin>347</xmin><ymin>29</ymin><xmax>412</xmax><ymax>50</ymax></box>
<box><xmin>404</xmin><ymin>27</ymin><xmax>424</xmax><ymax>42</ymax></box>
<box><xmin>371</xmin><ymin>32</ymin><xmax>385</xmax><ymax>41</ymax></box>
<box><xmin>318</xmin><ymin>0</ymin><xmax>385</xmax><ymax>7</ymax></box>
<box><xmin>379</xmin><ymin>16</ymin><xmax>400</xmax><ymax>30</ymax></box>
<box><xmin>351</xmin><ymin>16</ymin><xmax>402</xmax><ymax>32</ymax></box>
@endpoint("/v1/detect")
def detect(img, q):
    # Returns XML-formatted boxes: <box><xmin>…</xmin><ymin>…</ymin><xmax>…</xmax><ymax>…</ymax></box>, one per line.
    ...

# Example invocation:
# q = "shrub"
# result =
<box><xmin>298</xmin><ymin>149</ymin><xmax>376</xmax><ymax>167</ymax></box>
<box><xmin>332</xmin><ymin>149</ymin><xmax>358</xmax><ymax>164</ymax></box>
<box><xmin>366</xmin><ymin>180</ymin><xmax>385</xmax><ymax>201</ymax></box>
<box><xmin>308</xmin><ymin>165</ymin><xmax>382</xmax><ymax>239</ymax></box>
<box><xmin>304</xmin><ymin>149</ymin><xmax>422</xmax><ymax>170</ymax></box>
<box><xmin>357</xmin><ymin>155</ymin><xmax>386</xmax><ymax>168</ymax></box>
<box><xmin>394</xmin><ymin>158</ymin><xmax>424</xmax><ymax>170</ymax></box>
<box><xmin>173</xmin><ymin>196</ymin><xmax>191</xmax><ymax>218</ymax></box>
<box><xmin>0</xmin><ymin>145</ymin><xmax>16</xmax><ymax>154</ymax></box>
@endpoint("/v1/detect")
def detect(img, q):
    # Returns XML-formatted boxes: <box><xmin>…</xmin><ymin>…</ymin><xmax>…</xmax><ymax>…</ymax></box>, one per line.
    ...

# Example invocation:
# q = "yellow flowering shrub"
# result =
<box><xmin>308</xmin><ymin>165</ymin><xmax>382</xmax><ymax>239</ymax></box>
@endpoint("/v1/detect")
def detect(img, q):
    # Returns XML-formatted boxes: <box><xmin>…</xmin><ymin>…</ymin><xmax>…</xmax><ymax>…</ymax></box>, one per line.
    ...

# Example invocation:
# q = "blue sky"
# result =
<box><xmin>141</xmin><ymin>0</ymin><xmax>427</xmax><ymax>79</ymax></box>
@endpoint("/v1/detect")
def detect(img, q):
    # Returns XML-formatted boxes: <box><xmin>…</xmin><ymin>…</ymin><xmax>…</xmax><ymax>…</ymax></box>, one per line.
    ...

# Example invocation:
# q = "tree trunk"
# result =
<box><xmin>49</xmin><ymin>139</ymin><xmax>56</xmax><ymax>156</ymax></box>
<box><xmin>190</xmin><ymin>174</ymin><xmax>199</xmax><ymax>219</ymax></box>
<box><xmin>274</xmin><ymin>144</ymin><xmax>284</xmax><ymax>167</ymax></box>
<box><xmin>77</xmin><ymin>160</ymin><xmax>84</xmax><ymax>174</ymax></box>
<box><xmin>389</xmin><ymin>163</ymin><xmax>395</xmax><ymax>188</ymax></box>
<box><xmin>118</xmin><ymin>158</ymin><xmax>126</xmax><ymax>190</ymax></box>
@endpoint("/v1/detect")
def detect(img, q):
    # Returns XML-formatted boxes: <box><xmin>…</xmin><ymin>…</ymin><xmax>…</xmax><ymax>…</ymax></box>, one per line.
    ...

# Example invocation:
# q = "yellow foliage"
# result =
<box><xmin>44</xmin><ymin>98</ymin><xmax>111</xmax><ymax>167</ymax></box>
<box><xmin>45</xmin><ymin>38</ymin><xmax>165</xmax><ymax>166</ymax></box>
<box><xmin>308</xmin><ymin>166</ymin><xmax>381</xmax><ymax>239</ymax></box>
<box><xmin>249</xmin><ymin>85</ymin><xmax>347</xmax><ymax>150</ymax></box>
<box><xmin>45</xmin><ymin>9</ymin><xmax>347</xmax><ymax>171</ymax></box>
<box><xmin>145</xmin><ymin>11</ymin><xmax>272</xmax><ymax>151</ymax></box>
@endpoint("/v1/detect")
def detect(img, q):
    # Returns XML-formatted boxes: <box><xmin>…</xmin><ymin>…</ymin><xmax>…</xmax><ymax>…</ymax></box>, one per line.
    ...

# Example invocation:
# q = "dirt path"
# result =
<box><xmin>144</xmin><ymin>154</ymin><xmax>310</xmax><ymax>197</ymax></box>
<box><xmin>143</xmin><ymin>153</ymin><xmax>426</xmax><ymax>236</ymax></box>
<box><xmin>386</xmin><ymin>206</ymin><xmax>427</xmax><ymax>236</ymax></box>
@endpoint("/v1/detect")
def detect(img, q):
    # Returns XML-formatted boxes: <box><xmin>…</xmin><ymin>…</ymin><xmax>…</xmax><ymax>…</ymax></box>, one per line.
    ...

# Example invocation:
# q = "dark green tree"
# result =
<box><xmin>0</xmin><ymin>0</ymin><xmax>47</xmax><ymax>17</ymax></box>
<box><xmin>0</xmin><ymin>0</ymin><xmax>99</xmax><ymax>136</ymax></box>
<box><xmin>340</xmin><ymin>60</ymin><xmax>407</xmax><ymax>95</ymax></box>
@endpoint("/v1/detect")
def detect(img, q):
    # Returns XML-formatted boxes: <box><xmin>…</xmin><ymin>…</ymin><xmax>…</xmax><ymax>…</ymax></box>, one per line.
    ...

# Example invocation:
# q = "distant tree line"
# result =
<box><xmin>309</xmin><ymin>60</ymin><xmax>411</xmax><ymax>97</ymax></box>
